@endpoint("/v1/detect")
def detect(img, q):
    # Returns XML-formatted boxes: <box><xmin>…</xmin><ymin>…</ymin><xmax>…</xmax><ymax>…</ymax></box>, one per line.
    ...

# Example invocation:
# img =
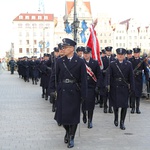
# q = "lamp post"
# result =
<box><xmin>64</xmin><ymin>0</ymin><xmax>80</xmax><ymax>43</ymax></box>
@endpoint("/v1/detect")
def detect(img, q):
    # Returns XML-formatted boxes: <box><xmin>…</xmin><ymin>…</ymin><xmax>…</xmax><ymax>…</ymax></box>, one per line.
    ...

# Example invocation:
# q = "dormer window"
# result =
<box><xmin>19</xmin><ymin>15</ymin><xmax>23</xmax><ymax>19</ymax></box>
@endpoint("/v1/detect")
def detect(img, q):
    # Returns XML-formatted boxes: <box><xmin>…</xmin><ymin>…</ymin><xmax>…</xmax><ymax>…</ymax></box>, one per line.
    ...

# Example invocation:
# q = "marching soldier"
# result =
<box><xmin>82</xmin><ymin>46</ymin><xmax>103</xmax><ymax>128</ymax></box>
<box><xmin>101</xmin><ymin>46</ymin><xmax>116</xmax><ymax>113</ymax></box>
<box><xmin>126</xmin><ymin>50</ymin><xmax>133</xmax><ymax>60</ymax></box>
<box><xmin>29</xmin><ymin>56</ymin><xmax>39</xmax><ymax>85</ymax></box>
<box><xmin>9</xmin><ymin>57</ymin><xmax>16</xmax><ymax>74</ymax></box>
<box><xmin>129</xmin><ymin>48</ymin><xmax>149</xmax><ymax>114</ymax></box>
<box><xmin>109</xmin><ymin>48</ymin><xmax>134</xmax><ymax>130</ymax></box>
<box><xmin>39</xmin><ymin>53</ymin><xmax>52</xmax><ymax>100</ymax></box>
<box><xmin>76</xmin><ymin>46</ymin><xmax>84</xmax><ymax>58</ymax></box>
<box><xmin>22</xmin><ymin>56</ymin><xmax>30</xmax><ymax>82</ymax></box>
<box><xmin>49</xmin><ymin>38</ymin><xmax>87</xmax><ymax>148</ymax></box>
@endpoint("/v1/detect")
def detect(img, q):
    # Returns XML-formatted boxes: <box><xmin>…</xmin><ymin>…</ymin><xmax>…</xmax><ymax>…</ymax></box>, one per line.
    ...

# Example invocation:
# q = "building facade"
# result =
<box><xmin>12</xmin><ymin>13</ymin><xmax>55</xmax><ymax>58</ymax></box>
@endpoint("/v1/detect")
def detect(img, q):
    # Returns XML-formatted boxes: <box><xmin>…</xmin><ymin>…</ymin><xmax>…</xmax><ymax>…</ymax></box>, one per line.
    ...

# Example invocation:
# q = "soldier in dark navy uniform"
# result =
<box><xmin>22</xmin><ymin>56</ymin><xmax>30</xmax><ymax>82</ymax></box>
<box><xmin>129</xmin><ymin>48</ymin><xmax>149</xmax><ymax>114</ymax></box>
<box><xmin>76</xmin><ymin>46</ymin><xmax>84</xmax><ymax>58</ymax></box>
<box><xmin>30</xmin><ymin>56</ymin><xmax>39</xmax><ymax>85</ymax></box>
<box><xmin>101</xmin><ymin>46</ymin><xmax>116</xmax><ymax>113</ymax></box>
<box><xmin>9</xmin><ymin>57</ymin><xmax>16</xmax><ymax>74</ymax></box>
<box><xmin>126</xmin><ymin>50</ymin><xmax>133</xmax><ymax>60</ymax></box>
<box><xmin>39</xmin><ymin>53</ymin><xmax>52</xmax><ymax>100</ymax></box>
<box><xmin>109</xmin><ymin>48</ymin><xmax>134</xmax><ymax>130</ymax></box>
<box><xmin>82</xmin><ymin>46</ymin><xmax>103</xmax><ymax>129</ymax></box>
<box><xmin>49</xmin><ymin>38</ymin><xmax>87</xmax><ymax>148</ymax></box>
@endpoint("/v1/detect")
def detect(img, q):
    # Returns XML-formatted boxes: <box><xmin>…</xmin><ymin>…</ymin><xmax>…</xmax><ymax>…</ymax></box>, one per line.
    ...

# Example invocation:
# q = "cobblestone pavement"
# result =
<box><xmin>0</xmin><ymin>70</ymin><xmax>150</xmax><ymax>150</ymax></box>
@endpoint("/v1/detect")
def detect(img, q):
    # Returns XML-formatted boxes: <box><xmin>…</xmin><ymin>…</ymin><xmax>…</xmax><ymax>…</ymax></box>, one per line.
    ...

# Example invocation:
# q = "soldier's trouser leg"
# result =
<box><xmin>82</xmin><ymin>110</ymin><xmax>87</xmax><ymax>124</ymax></box>
<box><xmin>88</xmin><ymin>110</ymin><xmax>93</xmax><ymax>128</ymax></box>
<box><xmin>120</xmin><ymin>108</ymin><xmax>127</xmax><ymax>130</ymax></box>
<box><xmin>35</xmin><ymin>78</ymin><xmax>37</xmax><ymax>84</ymax></box>
<box><xmin>131</xmin><ymin>96</ymin><xmax>135</xmax><ymax>113</ymax></box>
<box><xmin>45</xmin><ymin>88</ymin><xmax>48</xmax><ymax>100</ymax></box>
<box><xmin>113</xmin><ymin>108</ymin><xmax>119</xmax><ymax>126</ymax></box>
<box><xmin>99</xmin><ymin>95</ymin><xmax>103</xmax><ymax>108</ymax></box>
<box><xmin>32</xmin><ymin>78</ymin><xmax>34</xmax><ymax>84</ymax></box>
<box><xmin>136</xmin><ymin>97</ymin><xmax>141</xmax><ymax>114</ymax></box>
<box><xmin>63</xmin><ymin>125</ymin><xmax>69</xmax><ymax>144</ymax></box>
<box><xmin>42</xmin><ymin>87</ymin><xmax>45</xmax><ymax>98</ymax></box>
<box><xmin>68</xmin><ymin>124</ymin><xmax>78</xmax><ymax>148</ymax></box>
<box><xmin>52</xmin><ymin>97</ymin><xmax>56</xmax><ymax>112</ymax></box>
<box><xmin>103</xmin><ymin>96</ymin><xmax>108</xmax><ymax>113</ymax></box>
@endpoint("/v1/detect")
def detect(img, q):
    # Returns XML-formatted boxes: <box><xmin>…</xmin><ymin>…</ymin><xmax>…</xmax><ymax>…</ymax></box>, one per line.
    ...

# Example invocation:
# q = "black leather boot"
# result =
<box><xmin>63</xmin><ymin>125</ymin><xmax>69</xmax><ymax>144</ymax></box>
<box><xmin>131</xmin><ymin>96</ymin><xmax>135</xmax><ymax>114</ymax></box>
<box><xmin>136</xmin><ymin>97</ymin><xmax>141</xmax><ymax>114</ymax></box>
<box><xmin>87</xmin><ymin>110</ymin><xmax>93</xmax><ymax>129</ymax></box>
<box><xmin>42</xmin><ymin>88</ymin><xmax>45</xmax><ymax>98</ymax></box>
<box><xmin>114</xmin><ymin>108</ymin><xmax>118</xmax><ymax>127</ymax></box>
<box><xmin>120</xmin><ymin>108</ymin><xmax>127</xmax><ymax>130</ymax></box>
<box><xmin>68</xmin><ymin>135</ymin><xmax>74</xmax><ymax>148</ymax></box>
<box><xmin>109</xmin><ymin>107</ymin><xmax>113</xmax><ymax>113</ymax></box>
<box><xmin>103</xmin><ymin>97</ymin><xmax>107</xmax><ymax>113</ymax></box>
<box><xmin>131</xmin><ymin>108</ymin><xmax>135</xmax><ymax>114</ymax></box>
<box><xmin>67</xmin><ymin>125</ymin><xmax>77</xmax><ymax>148</ymax></box>
<box><xmin>82</xmin><ymin>111</ymin><xmax>87</xmax><ymax>124</ymax></box>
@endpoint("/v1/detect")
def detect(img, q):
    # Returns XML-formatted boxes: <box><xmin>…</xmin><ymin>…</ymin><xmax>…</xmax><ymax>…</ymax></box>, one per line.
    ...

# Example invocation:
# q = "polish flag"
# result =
<box><xmin>87</xmin><ymin>19</ymin><xmax>103</xmax><ymax>69</ymax></box>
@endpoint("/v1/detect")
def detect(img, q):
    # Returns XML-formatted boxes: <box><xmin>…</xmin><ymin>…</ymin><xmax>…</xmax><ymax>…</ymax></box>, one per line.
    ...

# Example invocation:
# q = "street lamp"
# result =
<box><xmin>64</xmin><ymin>0</ymin><xmax>80</xmax><ymax>43</ymax></box>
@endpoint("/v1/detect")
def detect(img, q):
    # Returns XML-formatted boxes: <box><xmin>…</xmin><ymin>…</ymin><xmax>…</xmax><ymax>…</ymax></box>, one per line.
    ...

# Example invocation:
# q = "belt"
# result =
<box><xmin>115</xmin><ymin>78</ymin><xmax>125</xmax><ymax>81</ymax></box>
<box><xmin>62</xmin><ymin>79</ymin><xmax>76</xmax><ymax>84</ymax></box>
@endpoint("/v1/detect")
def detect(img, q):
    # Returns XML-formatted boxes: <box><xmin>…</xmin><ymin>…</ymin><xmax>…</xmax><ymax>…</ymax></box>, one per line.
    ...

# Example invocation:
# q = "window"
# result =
<box><xmin>32</xmin><ymin>23</ymin><xmax>37</xmax><ymax>28</ymax></box>
<box><xmin>25</xmin><ymin>23</ymin><xmax>30</xmax><ymax>28</ymax></box>
<box><xmin>44</xmin><ymin>16</ymin><xmax>48</xmax><ymax>20</ymax></box>
<box><xmin>34</xmin><ymin>40</ymin><xmax>37</xmax><ymax>45</ymax></box>
<box><xmin>34</xmin><ymin>48</ymin><xmax>37</xmax><ymax>53</ymax></box>
<box><xmin>19</xmin><ymin>15</ymin><xmax>23</xmax><ymax>19</ymax></box>
<box><xmin>26</xmin><ymin>32</ymin><xmax>29</xmax><ymax>37</ymax></box>
<box><xmin>119</xmin><ymin>36</ymin><xmax>122</xmax><ymax>40</ymax></box>
<box><xmin>26</xmin><ymin>40</ymin><xmax>29</xmax><ymax>45</ymax></box>
<box><xmin>19</xmin><ymin>48</ymin><xmax>22</xmax><ymax>53</ymax></box>
<box><xmin>32</xmin><ymin>16</ymin><xmax>36</xmax><ymax>20</ymax></box>
<box><xmin>26</xmin><ymin>48</ymin><xmax>29</xmax><ymax>53</ymax></box>
<box><xmin>19</xmin><ymin>40</ymin><xmax>22</xmax><ymax>45</ymax></box>
<box><xmin>25</xmin><ymin>16</ymin><xmax>29</xmax><ymax>19</ymax></box>
<box><xmin>104</xmin><ymin>40</ymin><xmax>107</xmax><ymax>43</ymax></box>
<box><xmin>38</xmin><ymin>16</ymin><xmax>42</xmax><ymax>20</ymax></box>
<box><xmin>18</xmin><ymin>24</ymin><xmax>22</xmax><ymax>28</ymax></box>
<box><xmin>39</xmin><ymin>24</ymin><xmax>43</xmax><ymax>28</ymax></box>
<box><xmin>100</xmin><ymin>40</ymin><xmax>103</xmax><ymax>43</ymax></box>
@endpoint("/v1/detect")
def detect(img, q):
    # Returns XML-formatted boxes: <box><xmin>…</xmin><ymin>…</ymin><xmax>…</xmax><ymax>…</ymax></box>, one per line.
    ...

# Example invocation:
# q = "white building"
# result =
<box><xmin>12</xmin><ymin>13</ymin><xmax>55</xmax><ymax>58</ymax></box>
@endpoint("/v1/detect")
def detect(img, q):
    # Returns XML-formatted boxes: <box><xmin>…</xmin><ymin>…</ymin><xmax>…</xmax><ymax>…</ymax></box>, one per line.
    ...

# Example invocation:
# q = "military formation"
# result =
<box><xmin>9</xmin><ymin>38</ymin><xmax>150</xmax><ymax>148</ymax></box>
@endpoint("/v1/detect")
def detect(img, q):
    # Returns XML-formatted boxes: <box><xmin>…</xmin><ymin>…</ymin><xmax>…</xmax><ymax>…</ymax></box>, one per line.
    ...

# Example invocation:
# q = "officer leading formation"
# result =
<box><xmin>13</xmin><ymin>37</ymin><xmax>150</xmax><ymax>148</ymax></box>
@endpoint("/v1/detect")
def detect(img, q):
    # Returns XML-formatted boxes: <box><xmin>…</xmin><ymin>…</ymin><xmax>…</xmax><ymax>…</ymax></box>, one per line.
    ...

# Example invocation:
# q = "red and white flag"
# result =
<box><xmin>86</xmin><ymin>19</ymin><xmax>103</xmax><ymax>69</ymax></box>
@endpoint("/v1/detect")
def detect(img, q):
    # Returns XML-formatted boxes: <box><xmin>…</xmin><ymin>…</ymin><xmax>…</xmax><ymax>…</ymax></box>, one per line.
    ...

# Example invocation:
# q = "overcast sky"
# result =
<box><xmin>0</xmin><ymin>0</ymin><xmax>149</xmax><ymax>56</ymax></box>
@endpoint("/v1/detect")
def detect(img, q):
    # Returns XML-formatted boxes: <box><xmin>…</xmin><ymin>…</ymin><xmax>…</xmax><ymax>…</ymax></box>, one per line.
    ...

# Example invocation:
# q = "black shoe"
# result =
<box><xmin>67</xmin><ymin>136</ymin><xmax>74</xmax><ymax>148</ymax></box>
<box><xmin>64</xmin><ymin>132</ymin><xmax>69</xmax><ymax>144</ymax></box>
<box><xmin>87</xmin><ymin>121</ymin><xmax>93</xmax><ymax>129</ymax></box>
<box><xmin>42</xmin><ymin>94</ymin><xmax>45</xmax><ymax>98</ymax></box>
<box><xmin>114</xmin><ymin>120</ymin><xmax>118</xmax><ymax>127</ymax></box>
<box><xmin>104</xmin><ymin>108</ymin><xmax>107</xmax><ymax>113</ymax></box>
<box><xmin>45</xmin><ymin>96</ymin><xmax>48</xmax><ymax>100</ymax></box>
<box><xmin>109</xmin><ymin>107</ymin><xmax>113</xmax><ymax>113</ymax></box>
<box><xmin>83</xmin><ymin>114</ymin><xmax>87</xmax><ymax>124</ymax></box>
<box><xmin>131</xmin><ymin>108</ymin><xmax>135</xmax><ymax>114</ymax></box>
<box><xmin>120</xmin><ymin>121</ymin><xmax>126</xmax><ymax>130</ymax></box>
<box><xmin>99</xmin><ymin>104</ymin><xmax>103</xmax><ymax>108</ymax></box>
<box><xmin>95</xmin><ymin>100</ymin><xmax>100</xmax><ymax>105</ymax></box>
<box><xmin>52</xmin><ymin>106</ymin><xmax>56</xmax><ymax>112</ymax></box>
<box><xmin>58</xmin><ymin>123</ymin><xmax>61</xmax><ymax>126</ymax></box>
<box><xmin>136</xmin><ymin>109</ymin><xmax>141</xmax><ymax>114</ymax></box>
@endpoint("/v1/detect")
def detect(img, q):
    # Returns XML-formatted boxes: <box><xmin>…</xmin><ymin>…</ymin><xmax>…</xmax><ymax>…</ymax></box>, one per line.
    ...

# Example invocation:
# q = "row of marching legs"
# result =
<box><xmin>41</xmin><ymin>87</ymin><xmax>56</xmax><ymax>112</ymax></box>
